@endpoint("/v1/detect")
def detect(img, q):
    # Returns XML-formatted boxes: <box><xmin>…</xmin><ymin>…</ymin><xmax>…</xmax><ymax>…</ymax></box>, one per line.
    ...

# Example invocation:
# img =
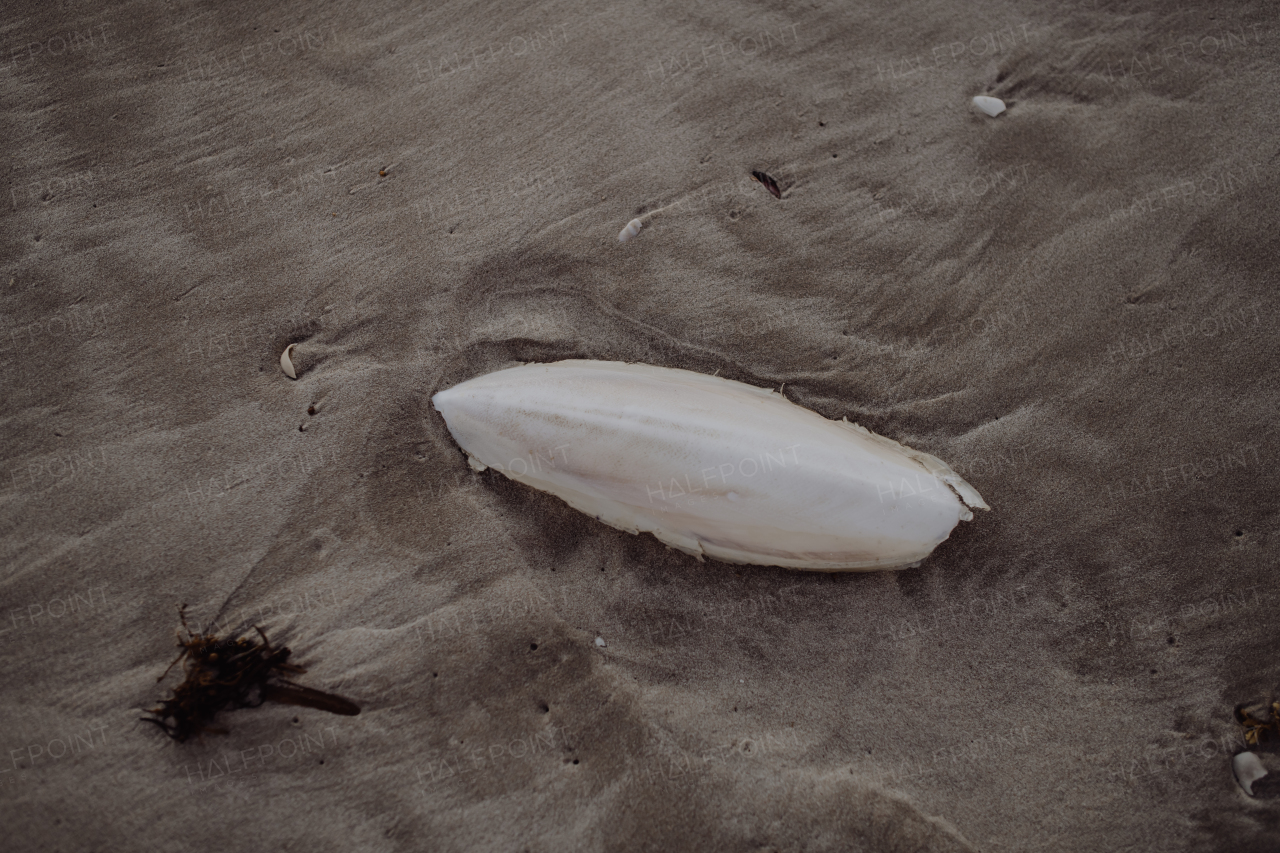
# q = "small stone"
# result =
<box><xmin>973</xmin><ymin>95</ymin><xmax>1007</xmax><ymax>117</ymax></box>
<box><xmin>1233</xmin><ymin>751</ymin><xmax>1268</xmax><ymax>796</ymax></box>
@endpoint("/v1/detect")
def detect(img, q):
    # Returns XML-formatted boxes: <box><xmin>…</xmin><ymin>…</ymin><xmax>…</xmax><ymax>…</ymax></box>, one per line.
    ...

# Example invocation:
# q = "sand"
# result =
<box><xmin>2</xmin><ymin>0</ymin><xmax>1278</xmax><ymax>850</ymax></box>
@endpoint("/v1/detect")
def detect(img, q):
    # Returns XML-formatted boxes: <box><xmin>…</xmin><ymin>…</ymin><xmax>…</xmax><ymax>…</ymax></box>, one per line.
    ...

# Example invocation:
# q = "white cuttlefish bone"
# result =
<box><xmin>280</xmin><ymin>343</ymin><xmax>298</xmax><ymax>379</ymax></box>
<box><xmin>973</xmin><ymin>95</ymin><xmax>1006</xmax><ymax>117</ymax></box>
<box><xmin>432</xmin><ymin>360</ymin><xmax>989</xmax><ymax>572</ymax></box>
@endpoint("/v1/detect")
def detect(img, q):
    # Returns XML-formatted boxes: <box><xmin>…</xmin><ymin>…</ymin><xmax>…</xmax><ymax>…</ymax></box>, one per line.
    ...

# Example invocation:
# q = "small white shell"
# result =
<box><xmin>594</xmin><ymin>636</ymin><xmax>606</xmax><ymax>647</ymax></box>
<box><xmin>973</xmin><ymin>95</ymin><xmax>1006</xmax><ymax>117</ymax></box>
<box><xmin>280</xmin><ymin>343</ymin><xmax>298</xmax><ymax>379</ymax></box>
<box><xmin>1233</xmin><ymin>751</ymin><xmax>1268</xmax><ymax>796</ymax></box>
<box><xmin>432</xmin><ymin>360</ymin><xmax>988</xmax><ymax>571</ymax></box>
<box><xmin>618</xmin><ymin>218</ymin><xmax>643</xmax><ymax>242</ymax></box>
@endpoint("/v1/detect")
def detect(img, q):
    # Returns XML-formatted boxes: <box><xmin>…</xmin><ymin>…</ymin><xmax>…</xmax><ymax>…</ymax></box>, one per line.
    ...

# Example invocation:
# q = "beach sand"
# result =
<box><xmin>1</xmin><ymin>0</ymin><xmax>1277</xmax><ymax>850</ymax></box>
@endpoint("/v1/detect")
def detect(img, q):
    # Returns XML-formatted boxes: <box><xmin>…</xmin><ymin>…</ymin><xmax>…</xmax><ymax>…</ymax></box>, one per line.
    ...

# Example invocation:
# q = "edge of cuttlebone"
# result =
<box><xmin>836</xmin><ymin>418</ymin><xmax>990</xmax><ymax>520</ymax></box>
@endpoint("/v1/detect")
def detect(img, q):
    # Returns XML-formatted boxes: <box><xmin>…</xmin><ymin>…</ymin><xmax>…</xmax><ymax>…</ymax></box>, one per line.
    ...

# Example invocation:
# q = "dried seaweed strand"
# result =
<box><xmin>142</xmin><ymin>604</ymin><xmax>359</xmax><ymax>742</ymax></box>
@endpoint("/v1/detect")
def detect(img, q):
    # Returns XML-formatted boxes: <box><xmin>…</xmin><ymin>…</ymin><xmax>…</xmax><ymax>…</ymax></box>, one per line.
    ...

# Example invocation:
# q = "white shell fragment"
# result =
<box><xmin>595</xmin><ymin>636</ymin><xmax>606</xmax><ymax>647</ymax></box>
<box><xmin>280</xmin><ymin>343</ymin><xmax>298</xmax><ymax>379</ymax></box>
<box><xmin>973</xmin><ymin>95</ymin><xmax>1006</xmax><ymax>117</ymax></box>
<box><xmin>1233</xmin><ymin>752</ymin><xmax>1268</xmax><ymax>796</ymax></box>
<box><xmin>618</xmin><ymin>218</ymin><xmax>643</xmax><ymax>242</ymax></box>
<box><xmin>432</xmin><ymin>360</ymin><xmax>988</xmax><ymax>571</ymax></box>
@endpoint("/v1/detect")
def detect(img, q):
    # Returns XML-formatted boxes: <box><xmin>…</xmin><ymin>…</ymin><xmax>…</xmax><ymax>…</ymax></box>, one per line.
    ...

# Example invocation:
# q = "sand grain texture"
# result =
<box><xmin>2</xmin><ymin>0</ymin><xmax>1278</xmax><ymax>850</ymax></box>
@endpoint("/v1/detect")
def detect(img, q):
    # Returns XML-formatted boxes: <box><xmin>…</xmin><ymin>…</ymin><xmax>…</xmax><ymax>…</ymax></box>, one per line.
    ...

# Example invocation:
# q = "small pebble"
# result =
<box><xmin>973</xmin><ymin>95</ymin><xmax>1006</xmax><ymax>117</ymax></box>
<box><xmin>594</xmin><ymin>637</ymin><xmax>606</xmax><ymax>647</ymax></box>
<box><xmin>1233</xmin><ymin>751</ymin><xmax>1268</xmax><ymax>796</ymax></box>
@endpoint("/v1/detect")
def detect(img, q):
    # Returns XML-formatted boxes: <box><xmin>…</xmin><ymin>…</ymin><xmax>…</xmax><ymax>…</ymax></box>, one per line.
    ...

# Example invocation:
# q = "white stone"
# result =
<box><xmin>973</xmin><ymin>96</ymin><xmax>1006</xmax><ymax>117</ymax></box>
<box><xmin>618</xmin><ymin>218</ymin><xmax>643</xmax><ymax>242</ymax></box>
<box><xmin>1233</xmin><ymin>751</ymin><xmax>1268</xmax><ymax>796</ymax></box>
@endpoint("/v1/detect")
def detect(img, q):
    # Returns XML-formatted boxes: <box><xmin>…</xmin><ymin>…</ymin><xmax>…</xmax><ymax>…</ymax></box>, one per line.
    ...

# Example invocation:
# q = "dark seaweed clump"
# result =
<box><xmin>143</xmin><ymin>604</ymin><xmax>359</xmax><ymax>742</ymax></box>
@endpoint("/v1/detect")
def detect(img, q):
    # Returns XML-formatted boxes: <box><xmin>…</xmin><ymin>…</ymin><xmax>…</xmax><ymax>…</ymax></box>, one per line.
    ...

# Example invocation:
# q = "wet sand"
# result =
<box><xmin>1</xmin><ymin>0</ymin><xmax>1277</xmax><ymax>850</ymax></box>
